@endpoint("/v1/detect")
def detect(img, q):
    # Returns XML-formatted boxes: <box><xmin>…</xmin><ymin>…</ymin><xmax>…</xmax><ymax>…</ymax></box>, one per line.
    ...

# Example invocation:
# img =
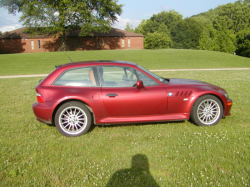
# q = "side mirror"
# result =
<box><xmin>136</xmin><ymin>80</ymin><xmax>146</xmax><ymax>90</ymax></box>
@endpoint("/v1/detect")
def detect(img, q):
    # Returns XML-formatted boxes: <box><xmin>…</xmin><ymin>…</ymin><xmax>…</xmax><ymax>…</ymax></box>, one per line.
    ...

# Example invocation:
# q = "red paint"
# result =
<box><xmin>32</xmin><ymin>61</ymin><xmax>232</xmax><ymax>126</ymax></box>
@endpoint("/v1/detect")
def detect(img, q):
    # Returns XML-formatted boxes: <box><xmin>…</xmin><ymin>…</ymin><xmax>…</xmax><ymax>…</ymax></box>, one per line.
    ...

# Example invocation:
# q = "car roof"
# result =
<box><xmin>56</xmin><ymin>60</ymin><xmax>137</xmax><ymax>68</ymax></box>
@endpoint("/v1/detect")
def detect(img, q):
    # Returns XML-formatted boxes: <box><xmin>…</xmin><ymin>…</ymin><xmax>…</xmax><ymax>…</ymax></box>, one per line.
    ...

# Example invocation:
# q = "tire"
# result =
<box><xmin>190</xmin><ymin>95</ymin><xmax>223</xmax><ymax>126</ymax></box>
<box><xmin>55</xmin><ymin>101</ymin><xmax>92</xmax><ymax>136</ymax></box>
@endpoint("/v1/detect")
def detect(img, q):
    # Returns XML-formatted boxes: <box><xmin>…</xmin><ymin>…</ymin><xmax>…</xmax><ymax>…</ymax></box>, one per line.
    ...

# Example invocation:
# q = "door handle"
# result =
<box><xmin>106</xmin><ymin>93</ymin><xmax>118</xmax><ymax>97</ymax></box>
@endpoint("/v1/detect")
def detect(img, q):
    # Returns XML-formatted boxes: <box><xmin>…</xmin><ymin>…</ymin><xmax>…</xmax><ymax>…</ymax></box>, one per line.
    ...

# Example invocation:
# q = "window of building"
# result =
<box><xmin>103</xmin><ymin>39</ymin><xmax>106</xmax><ymax>48</ymax></box>
<box><xmin>122</xmin><ymin>39</ymin><xmax>125</xmax><ymax>48</ymax></box>
<box><xmin>38</xmin><ymin>40</ymin><xmax>41</xmax><ymax>49</ymax></box>
<box><xmin>78</xmin><ymin>39</ymin><xmax>81</xmax><ymax>48</ymax></box>
<box><xmin>31</xmin><ymin>40</ymin><xmax>34</xmax><ymax>50</ymax></box>
<box><xmin>128</xmin><ymin>38</ymin><xmax>130</xmax><ymax>48</ymax></box>
<box><xmin>97</xmin><ymin>39</ymin><xmax>100</xmax><ymax>48</ymax></box>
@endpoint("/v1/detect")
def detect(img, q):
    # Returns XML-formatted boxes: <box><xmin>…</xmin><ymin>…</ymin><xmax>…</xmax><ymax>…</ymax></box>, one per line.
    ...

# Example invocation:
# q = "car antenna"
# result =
<box><xmin>64</xmin><ymin>51</ymin><xmax>74</xmax><ymax>63</ymax></box>
<box><xmin>57</xmin><ymin>44</ymin><xmax>74</xmax><ymax>63</ymax></box>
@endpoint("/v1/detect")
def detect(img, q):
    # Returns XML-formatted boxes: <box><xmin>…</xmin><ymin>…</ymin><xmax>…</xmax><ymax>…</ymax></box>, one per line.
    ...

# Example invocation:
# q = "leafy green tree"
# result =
<box><xmin>135</xmin><ymin>10</ymin><xmax>183</xmax><ymax>36</ymax></box>
<box><xmin>135</xmin><ymin>18</ymin><xmax>172</xmax><ymax>49</ymax></box>
<box><xmin>198</xmin><ymin>31</ymin><xmax>213</xmax><ymax>50</ymax></box>
<box><xmin>134</xmin><ymin>19</ymin><xmax>160</xmax><ymax>35</ymax></box>
<box><xmin>150</xmin><ymin>10</ymin><xmax>183</xmax><ymax>30</ymax></box>
<box><xmin>0</xmin><ymin>0</ymin><xmax>122</xmax><ymax>50</ymax></box>
<box><xmin>213</xmin><ymin>19</ymin><xmax>236</xmax><ymax>53</ymax></box>
<box><xmin>144</xmin><ymin>32</ymin><xmax>172</xmax><ymax>49</ymax></box>
<box><xmin>236</xmin><ymin>29</ymin><xmax>250</xmax><ymax>57</ymax></box>
<box><xmin>157</xmin><ymin>23</ymin><xmax>170</xmax><ymax>35</ymax></box>
<box><xmin>134</xmin><ymin>19</ymin><xmax>147</xmax><ymax>35</ymax></box>
<box><xmin>124</xmin><ymin>22</ymin><xmax>134</xmax><ymax>33</ymax></box>
<box><xmin>171</xmin><ymin>18</ymin><xmax>204</xmax><ymax>49</ymax></box>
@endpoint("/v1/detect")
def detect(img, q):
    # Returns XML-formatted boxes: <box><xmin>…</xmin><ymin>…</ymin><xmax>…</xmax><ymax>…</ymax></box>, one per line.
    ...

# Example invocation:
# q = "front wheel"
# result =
<box><xmin>55</xmin><ymin>101</ymin><xmax>92</xmax><ymax>136</ymax></box>
<box><xmin>190</xmin><ymin>95</ymin><xmax>223</xmax><ymax>126</ymax></box>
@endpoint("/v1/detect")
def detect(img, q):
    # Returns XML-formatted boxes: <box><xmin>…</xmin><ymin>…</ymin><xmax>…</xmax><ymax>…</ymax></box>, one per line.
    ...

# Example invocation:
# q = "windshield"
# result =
<box><xmin>137</xmin><ymin>65</ymin><xmax>165</xmax><ymax>83</ymax></box>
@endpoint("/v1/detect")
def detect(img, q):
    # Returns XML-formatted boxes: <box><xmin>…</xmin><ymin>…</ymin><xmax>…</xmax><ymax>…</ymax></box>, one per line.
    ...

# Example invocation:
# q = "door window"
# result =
<box><xmin>98</xmin><ymin>66</ymin><xmax>137</xmax><ymax>87</ymax></box>
<box><xmin>98</xmin><ymin>66</ymin><xmax>159</xmax><ymax>87</ymax></box>
<box><xmin>135</xmin><ymin>69</ymin><xmax>160</xmax><ymax>86</ymax></box>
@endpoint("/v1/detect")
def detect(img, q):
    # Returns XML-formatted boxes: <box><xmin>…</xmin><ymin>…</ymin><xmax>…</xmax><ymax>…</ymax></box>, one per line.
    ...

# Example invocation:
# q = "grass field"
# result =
<box><xmin>0</xmin><ymin>49</ymin><xmax>250</xmax><ymax>76</ymax></box>
<box><xmin>0</xmin><ymin>49</ymin><xmax>250</xmax><ymax>186</ymax></box>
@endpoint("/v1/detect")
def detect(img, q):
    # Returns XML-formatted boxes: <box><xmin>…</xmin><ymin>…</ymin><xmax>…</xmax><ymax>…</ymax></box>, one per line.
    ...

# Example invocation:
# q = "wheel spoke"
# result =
<box><xmin>58</xmin><ymin>105</ymin><xmax>89</xmax><ymax>135</ymax></box>
<box><xmin>76</xmin><ymin>110</ymin><xmax>81</xmax><ymax>116</ymax></box>
<box><xmin>76</xmin><ymin>124</ymin><xmax>82</xmax><ymax>128</ymax></box>
<box><xmin>66</xmin><ymin>110</ymin><xmax>70</xmax><ymax>116</ymax></box>
<box><xmin>196</xmin><ymin>98</ymin><xmax>221</xmax><ymax>125</ymax></box>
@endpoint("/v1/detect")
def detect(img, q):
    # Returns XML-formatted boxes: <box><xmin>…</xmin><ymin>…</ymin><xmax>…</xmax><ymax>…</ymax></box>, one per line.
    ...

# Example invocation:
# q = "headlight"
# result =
<box><xmin>224</xmin><ymin>93</ymin><xmax>230</xmax><ymax>99</ymax></box>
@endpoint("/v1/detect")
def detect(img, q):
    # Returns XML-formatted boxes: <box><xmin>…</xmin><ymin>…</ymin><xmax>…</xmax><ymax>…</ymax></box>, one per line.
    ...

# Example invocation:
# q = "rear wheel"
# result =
<box><xmin>55</xmin><ymin>101</ymin><xmax>92</xmax><ymax>136</ymax></box>
<box><xmin>190</xmin><ymin>95</ymin><xmax>223</xmax><ymax>126</ymax></box>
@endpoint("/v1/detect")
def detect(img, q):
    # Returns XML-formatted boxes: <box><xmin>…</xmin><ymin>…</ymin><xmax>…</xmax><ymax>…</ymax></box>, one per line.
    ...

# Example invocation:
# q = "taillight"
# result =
<box><xmin>36</xmin><ymin>93</ymin><xmax>44</xmax><ymax>103</ymax></box>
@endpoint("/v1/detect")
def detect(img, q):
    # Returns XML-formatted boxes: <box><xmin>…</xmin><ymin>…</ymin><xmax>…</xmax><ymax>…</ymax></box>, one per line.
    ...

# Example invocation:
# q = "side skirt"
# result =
<box><xmin>95</xmin><ymin>113</ymin><xmax>190</xmax><ymax>125</ymax></box>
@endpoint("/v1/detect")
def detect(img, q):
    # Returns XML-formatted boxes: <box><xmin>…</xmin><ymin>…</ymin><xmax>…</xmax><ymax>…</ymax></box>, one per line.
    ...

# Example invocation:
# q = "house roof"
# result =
<box><xmin>0</xmin><ymin>27</ymin><xmax>143</xmax><ymax>39</ymax></box>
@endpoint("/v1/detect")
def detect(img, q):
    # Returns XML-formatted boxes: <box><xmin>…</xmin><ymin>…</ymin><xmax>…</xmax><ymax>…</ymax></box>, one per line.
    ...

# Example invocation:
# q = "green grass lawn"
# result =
<box><xmin>0</xmin><ymin>67</ymin><xmax>250</xmax><ymax>186</ymax></box>
<box><xmin>0</xmin><ymin>49</ymin><xmax>249</xmax><ymax>76</ymax></box>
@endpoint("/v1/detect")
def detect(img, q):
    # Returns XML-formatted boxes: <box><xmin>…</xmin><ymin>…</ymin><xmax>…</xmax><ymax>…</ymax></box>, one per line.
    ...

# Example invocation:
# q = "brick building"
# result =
<box><xmin>0</xmin><ymin>27</ymin><xmax>144</xmax><ymax>53</ymax></box>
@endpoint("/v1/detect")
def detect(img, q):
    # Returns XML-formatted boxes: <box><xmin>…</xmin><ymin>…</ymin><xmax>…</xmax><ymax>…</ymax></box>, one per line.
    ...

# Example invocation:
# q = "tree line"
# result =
<box><xmin>126</xmin><ymin>0</ymin><xmax>250</xmax><ymax>57</ymax></box>
<box><xmin>0</xmin><ymin>0</ymin><xmax>122</xmax><ymax>51</ymax></box>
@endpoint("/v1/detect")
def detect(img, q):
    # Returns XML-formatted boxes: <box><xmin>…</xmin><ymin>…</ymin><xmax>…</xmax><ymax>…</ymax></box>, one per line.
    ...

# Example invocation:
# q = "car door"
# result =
<box><xmin>99</xmin><ymin>65</ymin><xmax>168</xmax><ymax>117</ymax></box>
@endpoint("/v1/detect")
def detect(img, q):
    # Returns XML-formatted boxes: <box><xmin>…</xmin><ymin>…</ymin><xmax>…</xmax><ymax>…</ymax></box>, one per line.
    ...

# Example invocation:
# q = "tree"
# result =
<box><xmin>213</xmin><ymin>19</ymin><xmax>236</xmax><ymax>53</ymax></box>
<box><xmin>150</xmin><ymin>10</ymin><xmax>183</xmax><ymax>30</ymax></box>
<box><xmin>236</xmin><ymin>29</ymin><xmax>250</xmax><ymax>57</ymax></box>
<box><xmin>135</xmin><ymin>18</ymin><xmax>172</xmax><ymax>49</ymax></box>
<box><xmin>124</xmin><ymin>22</ymin><xmax>134</xmax><ymax>33</ymax></box>
<box><xmin>171</xmin><ymin>18</ymin><xmax>204</xmax><ymax>49</ymax></box>
<box><xmin>0</xmin><ymin>0</ymin><xmax>122</xmax><ymax>50</ymax></box>
<box><xmin>134</xmin><ymin>19</ymin><xmax>160</xmax><ymax>35</ymax></box>
<box><xmin>144</xmin><ymin>32</ymin><xmax>172</xmax><ymax>49</ymax></box>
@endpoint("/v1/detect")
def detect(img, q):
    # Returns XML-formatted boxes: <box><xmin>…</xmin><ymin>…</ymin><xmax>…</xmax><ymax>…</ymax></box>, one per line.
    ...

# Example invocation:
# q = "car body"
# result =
<box><xmin>32</xmin><ymin>61</ymin><xmax>232</xmax><ymax>136</ymax></box>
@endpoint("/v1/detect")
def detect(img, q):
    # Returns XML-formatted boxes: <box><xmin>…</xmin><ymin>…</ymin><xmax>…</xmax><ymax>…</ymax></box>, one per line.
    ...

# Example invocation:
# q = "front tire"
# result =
<box><xmin>55</xmin><ymin>101</ymin><xmax>92</xmax><ymax>136</ymax></box>
<box><xmin>190</xmin><ymin>95</ymin><xmax>223</xmax><ymax>126</ymax></box>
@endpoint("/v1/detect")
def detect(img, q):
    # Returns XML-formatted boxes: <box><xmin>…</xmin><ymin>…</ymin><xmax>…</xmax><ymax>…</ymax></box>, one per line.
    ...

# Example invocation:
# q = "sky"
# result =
<box><xmin>0</xmin><ymin>0</ymin><xmax>237</xmax><ymax>33</ymax></box>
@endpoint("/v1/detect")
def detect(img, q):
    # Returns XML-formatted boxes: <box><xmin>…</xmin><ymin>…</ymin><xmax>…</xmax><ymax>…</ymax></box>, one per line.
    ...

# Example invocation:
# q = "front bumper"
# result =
<box><xmin>224</xmin><ymin>99</ymin><xmax>232</xmax><ymax>116</ymax></box>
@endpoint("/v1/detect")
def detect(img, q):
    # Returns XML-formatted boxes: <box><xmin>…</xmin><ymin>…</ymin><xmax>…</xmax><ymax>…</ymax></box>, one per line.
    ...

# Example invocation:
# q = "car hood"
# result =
<box><xmin>167</xmin><ymin>78</ymin><xmax>211</xmax><ymax>86</ymax></box>
<box><xmin>165</xmin><ymin>78</ymin><xmax>225</xmax><ymax>91</ymax></box>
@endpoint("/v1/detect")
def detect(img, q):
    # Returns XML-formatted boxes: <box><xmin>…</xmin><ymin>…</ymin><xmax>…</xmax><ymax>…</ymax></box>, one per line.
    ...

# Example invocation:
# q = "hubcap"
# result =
<box><xmin>59</xmin><ymin>106</ymin><xmax>87</xmax><ymax>135</ymax></box>
<box><xmin>197</xmin><ymin>99</ymin><xmax>220</xmax><ymax>125</ymax></box>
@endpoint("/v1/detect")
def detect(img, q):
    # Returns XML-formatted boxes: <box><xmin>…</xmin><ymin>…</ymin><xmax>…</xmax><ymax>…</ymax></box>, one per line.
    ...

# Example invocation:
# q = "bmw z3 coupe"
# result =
<box><xmin>32</xmin><ymin>61</ymin><xmax>232</xmax><ymax>136</ymax></box>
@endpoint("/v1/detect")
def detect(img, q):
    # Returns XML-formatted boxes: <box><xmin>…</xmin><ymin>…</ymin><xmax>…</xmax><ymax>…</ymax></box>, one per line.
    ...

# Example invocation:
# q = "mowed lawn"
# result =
<box><xmin>0</xmin><ymin>49</ymin><xmax>250</xmax><ymax>76</ymax></box>
<box><xmin>0</xmin><ymin>49</ymin><xmax>250</xmax><ymax>186</ymax></box>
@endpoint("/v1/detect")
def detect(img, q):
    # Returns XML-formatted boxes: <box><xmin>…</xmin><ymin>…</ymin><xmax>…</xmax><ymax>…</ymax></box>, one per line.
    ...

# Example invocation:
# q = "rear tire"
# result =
<box><xmin>55</xmin><ymin>101</ymin><xmax>92</xmax><ymax>136</ymax></box>
<box><xmin>190</xmin><ymin>95</ymin><xmax>223</xmax><ymax>126</ymax></box>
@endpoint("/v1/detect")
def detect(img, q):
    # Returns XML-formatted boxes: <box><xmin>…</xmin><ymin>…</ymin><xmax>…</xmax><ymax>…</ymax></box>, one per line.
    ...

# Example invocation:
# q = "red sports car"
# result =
<box><xmin>32</xmin><ymin>61</ymin><xmax>232</xmax><ymax>136</ymax></box>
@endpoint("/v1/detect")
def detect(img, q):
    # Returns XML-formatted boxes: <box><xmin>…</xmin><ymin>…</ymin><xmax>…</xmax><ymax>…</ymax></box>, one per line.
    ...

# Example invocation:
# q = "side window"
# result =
<box><xmin>98</xmin><ymin>66</ymin><xmax>137</xmax><ymax>87</ymax></box>
<box><xmin>53</xmin><ymin>67</ymin><xmax>99</xmax><ymax>87</ymax></box>
<box><xmin>135</xmin><ymin>70</ymin><xmax>160</xmax><ymax>86</ymax></box>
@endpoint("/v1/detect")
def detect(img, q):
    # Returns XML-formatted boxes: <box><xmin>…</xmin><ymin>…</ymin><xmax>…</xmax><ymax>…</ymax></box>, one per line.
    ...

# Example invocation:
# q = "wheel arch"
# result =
<box><xmin>52</xmin><ymin>99</ymin><xmax>96</xmax><ymax>125</ymax></box>
<box><xmin>190</xmin><ymin>93</ymin><xmax>225</xmax><ymax>118</ymax></box>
